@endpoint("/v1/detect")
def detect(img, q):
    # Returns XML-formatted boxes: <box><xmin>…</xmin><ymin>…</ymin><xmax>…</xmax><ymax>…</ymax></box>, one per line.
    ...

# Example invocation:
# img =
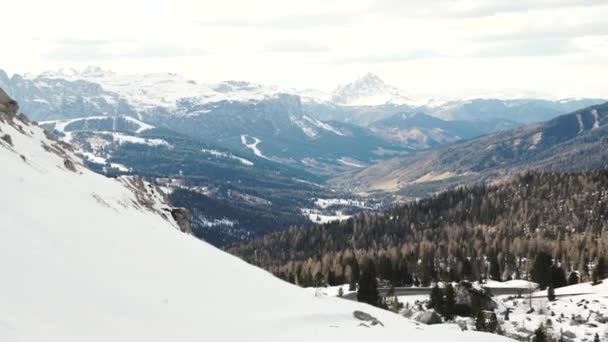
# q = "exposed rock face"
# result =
<box><xmin>63</xmin><ymin>159</ymin><xmax>77</xmax><ymax>172</ymax></box>
<box><xmin>171</xmin><ymin>207</ymin><xmax>192</xmax><ymax>234</ymax></box>
<box><xmin>1</xmin><ymin>134</ymin><xmax>12</xmax><ymax>146</ymax></box>
<box><xmin>415</xmin><ymin>310</ymin><xmax>442</xmax><ymax>325</ymax></box>
<box><xmin>454</xmin><ymin>282</ymin><xmax>497</xmax><ymax>316</ymax></box>
<box><xmin>0</xmin><ymin>87</ymin><xmax>18</xmax><ymax>115</ymax></box>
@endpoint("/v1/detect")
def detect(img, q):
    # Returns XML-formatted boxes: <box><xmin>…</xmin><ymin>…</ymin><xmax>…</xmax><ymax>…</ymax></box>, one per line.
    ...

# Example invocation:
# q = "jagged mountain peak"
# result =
<box><xmin>331</xmin><ymin>72</ymin><xmax>418</xmax><ymax>107</ymax></box>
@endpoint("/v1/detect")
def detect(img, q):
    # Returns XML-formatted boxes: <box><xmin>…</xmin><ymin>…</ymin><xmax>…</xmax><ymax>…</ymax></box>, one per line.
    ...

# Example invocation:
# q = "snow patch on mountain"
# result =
<box><xmin>241</xmin><ymin>134</ymin><xmax>269</xmax><ymax>159</ymax></box>
<box><xmin>202</xmin><ymin>148</ymin><xmax>254</xmax><ymax>166</ymax></box>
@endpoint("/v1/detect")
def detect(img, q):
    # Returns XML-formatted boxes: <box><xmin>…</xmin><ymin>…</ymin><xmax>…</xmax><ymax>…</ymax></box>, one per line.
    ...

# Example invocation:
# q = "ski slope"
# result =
<box><xmin>0</xmin><ymin>106</ymin><xmax>514</xmax><ymax>341</ymax></box>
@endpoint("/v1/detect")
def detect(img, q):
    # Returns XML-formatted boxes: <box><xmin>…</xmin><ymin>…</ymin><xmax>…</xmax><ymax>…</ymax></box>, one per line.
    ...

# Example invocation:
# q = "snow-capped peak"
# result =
<box><xmin>331</xmin><ymin>73</ymin><xmax>420</xmax><ymax>107</ymax></box>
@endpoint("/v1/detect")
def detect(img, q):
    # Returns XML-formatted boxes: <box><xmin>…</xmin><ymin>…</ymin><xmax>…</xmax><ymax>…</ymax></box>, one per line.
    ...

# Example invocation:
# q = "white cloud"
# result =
<box><xmin>0</xmin><ymin>0</ymin><xmax>607</xmax><ymax>99</ymax></box>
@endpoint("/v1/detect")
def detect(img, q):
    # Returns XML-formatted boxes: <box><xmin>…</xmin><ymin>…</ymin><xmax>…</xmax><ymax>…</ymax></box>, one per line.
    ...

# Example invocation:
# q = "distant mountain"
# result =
<box><xmin>330</xmin><ymin>73</ymin><xmax>420</xmax><ymax>107</ymax></box>
<box><xmin>369</xmin><ymin>112</ymin><xmax>518</xmax><ymax>149</ymax></box>
<box><xmin>334</xmin><ymin>102</ymin><xmax>608</xmax><ymax>197</ymax></box>
<box><xmin>424</xmin><ymin>98</ymin><xmax>606</xmax><ymax>124</ymax></box>
<box><xmin>156</xmin><ymin>94</ymin><xmax>408</xmax><ymax>175</ymax></box>
<box><xmin>4</xmin><ymin>66</ymin><xmax>604</xmax><ymax>178</ymax></box>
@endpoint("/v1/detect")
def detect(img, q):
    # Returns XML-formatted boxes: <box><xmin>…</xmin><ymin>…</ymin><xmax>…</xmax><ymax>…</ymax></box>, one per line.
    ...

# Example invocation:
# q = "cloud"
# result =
<box><xmin>371</xmin><ymin>0</ymin><xmax>608</xmax><ymax>18</ymax></box>
<box><xmin>332</xmin><ymin>50</ymin><xmax>439</xmax><ymax>64</ymax></box>
<box><xmin>264</xmin><ymin>40</ymin><xmax>329</xmax><ymax>53</ymax></box>
<box><xmin>475</xmin><ymin>38</ymin><xmax>580</xmax><ymax>57</ymax></box>
<box><xmin>45</xmin><ymin>41</ymin><xmax>209</xmax><ymax>61</ymax></box>
<box><xmin>200</xmin><ymin>13</ymin><xmax>356</xmax><ymax>29</ymax></box>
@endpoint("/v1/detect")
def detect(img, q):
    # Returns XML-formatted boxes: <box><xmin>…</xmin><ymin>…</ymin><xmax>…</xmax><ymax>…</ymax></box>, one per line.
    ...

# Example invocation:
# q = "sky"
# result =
<box><xmin>2</xmin><ymin>0</ymin><xmax>608</xmax><ymax>99</ymax></box>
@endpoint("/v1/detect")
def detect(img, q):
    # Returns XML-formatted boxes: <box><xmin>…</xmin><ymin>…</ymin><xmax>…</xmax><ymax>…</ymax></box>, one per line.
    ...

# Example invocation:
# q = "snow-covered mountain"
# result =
<box><xmin>0</xmin><ymin>91</ymin><xmax>515</xmax><ymax>341</ymax></box>
<box><xmin>331</xmin><ymin>72</ymin><xmax>421</xmax><ymax>107</ymax></box>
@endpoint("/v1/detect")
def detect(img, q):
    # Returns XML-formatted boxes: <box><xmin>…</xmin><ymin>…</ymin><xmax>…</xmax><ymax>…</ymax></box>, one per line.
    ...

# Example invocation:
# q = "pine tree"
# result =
<box><xmin>567</xmin><ymin>271</ymin><xmax>579</xmax><ymax>286</ymax></box>
<box><xmin>357</xmin><ymin>259</ymin><xmax>380</xmax><ymax>307</ymax></box>
<box><xmin>444</xmin><ymin>283</ymin><xmax>456</xmax><ymax>320</ymax></box>
<box><xmin>475</xmin><ymin>311</ymin><xmax>486</xmax><ymax>332</ymax></box>
<box><xmin>533</xmin><ymin>324</ymin><xmax>547</xmax><ymax>342</ymax></box>
<box><xmin>489</xmin><ymin>253</ymin><xmax>501</xmax><ymax>281</ymax></box>
<box><xmin>429</xmin><ymin>285</ymin><xmax>445</xmax><ymax>315</ymax></box>
<box><xmin>531</xmin><ymin>252</ymin><xmax>553</xmax><ymax>289</ymax></box>
<box><xmin>593</xmin><ymin>257</ymin><xmax>607</xmax><ymax>284</ymax></box>
<box><xmin>547</xmin><ymin>285</ymin><xmax>556</xmax><ymax>302</ymax></box>
<box><xmin>594</xmin><ymin>333</ymin><xmax>600</xmax><ymax>342</ymax></box>
<box><xmin>487</xmin><ymin>312</ymin><xmax>499</xmax><ymax>333</ymax></box>
<box><xmin>337</xmin><ymin>287</ymin><xmax>344</xmax><ymax>297</ymax></box>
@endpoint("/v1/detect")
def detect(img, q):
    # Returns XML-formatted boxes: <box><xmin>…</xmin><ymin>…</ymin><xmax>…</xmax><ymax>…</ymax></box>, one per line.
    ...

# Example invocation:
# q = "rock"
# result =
<box><xmin>402</xmin><ymin>308</ymin><xmax>414</xmax><ymax>318</ymax></box>
<box><xmin>562</xmin><ymin>330</ymin><xmax>577</xmax><ymax>339</ymax></box>
<box><xmin>453</xmin><ymin>282</ymin><xmax>497</xmax><ymax>316</ymax></box>
<box><xmin>63</xmin><ymin>159</ymin><xmax>77</xmax><ymax>172</ymax></box>
<box><xmin>0</xmin><ymin>87</ymin><xmax>18</xmax><ymax>116</ymax></box>
<box><xmin>1</xmin><ymin>134</ymin><xmax>12</xmax><ymax>146</ymax></box>
<box><xmin>353</xmin><ymin>311</ymin><xmax>384</xmax><ymax>327</ymax></box>
<box><xmin>416</xmin><ymin>309</ymin><xmax>442</xmax><ymax>325</ymax></box>
<box><xmin>171</xmin><ymin>207</ymin><xmax>193</xmax><ymax>234</ymax></box>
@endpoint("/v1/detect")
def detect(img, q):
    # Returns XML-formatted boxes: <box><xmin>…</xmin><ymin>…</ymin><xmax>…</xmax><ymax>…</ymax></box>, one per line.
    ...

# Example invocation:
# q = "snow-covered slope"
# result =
<box><xmin>0</xmin><ymin>96</ymin><xmax>513</xmax><ymax>341</ymax></box>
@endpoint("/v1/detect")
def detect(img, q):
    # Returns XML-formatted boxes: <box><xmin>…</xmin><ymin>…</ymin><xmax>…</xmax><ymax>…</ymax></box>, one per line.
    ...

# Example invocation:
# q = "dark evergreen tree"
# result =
<box><xmin>444</xmin><ymin>283</ymin><xmax>456</xmax><ymax>320</ymax></box>
<box><xmin>429</xmin><ymin>285</ymin><xmax>445</xmax><ymax>315</ymax></box>
<box><xmin>533</xmin><ymin>324</ymin><xmax>546</xmax><ymax>342</ymax></box>
<box><xmin>550</xmin><ymin>265</ymin><xmax>568</xmax><ymax>288</ymax></box>
<box><xmin>531</xmin><ymin>252</ymin><xmax>553</xmax><ymax>289</ymax></box>
<box><xmin>357</xmin><ymin>259</ymin><xmax>380</xmax><ymax>307</ymax></box>
<box><xmin>547</xmin><ymin>286</ymin><xmax>556</xmax><ymax>302</ymax></box>
<box><xmin>475</xmin><ymin>311</ymin><xmax>486</xmax><ymax>332</ymax></box>
<box><xmin>593</xmin><ymin>257</ymin><xmax>607</xmax><ymax>284</ymax></box>
<box><xmin>489</xmin><ymin>253</ymin><xmax>501</xmax><ymax>281</ymax></box>
<box><xmin>595</xmin><ymin>333</ymin><xmax>601</xmax><ymax>342</ymax></box>
<box><xmin>568</xmin><ymin>272</ymin><xmax>579</xmax><ymax>286</ymax></box>
<box><xmin>487</xmin><ymin>312</ymin><xmax>499</xmax><ymax>333</ymax></box>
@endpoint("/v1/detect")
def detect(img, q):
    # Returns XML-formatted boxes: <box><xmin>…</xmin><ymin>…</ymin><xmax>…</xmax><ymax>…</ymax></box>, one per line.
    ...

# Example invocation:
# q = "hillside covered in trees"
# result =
<box><xmin>230</xmin><ymin>169</ymin><xmax>608</xmax><ymax>288</ymax></box>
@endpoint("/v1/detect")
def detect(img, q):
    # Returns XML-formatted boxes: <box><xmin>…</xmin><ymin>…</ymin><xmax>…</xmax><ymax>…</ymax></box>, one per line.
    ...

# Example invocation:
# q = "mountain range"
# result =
<box><xmin>335</xmin><ymin>102</ymin><xmax>608</xmax><ymax>197</ymax></box>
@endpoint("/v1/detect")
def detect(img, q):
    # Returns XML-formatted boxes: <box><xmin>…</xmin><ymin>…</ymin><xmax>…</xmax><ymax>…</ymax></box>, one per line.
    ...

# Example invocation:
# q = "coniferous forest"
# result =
<box><xmin>230</xmin><ymin>169</ymin><xmax>608</xmax><ymax>288</ymax></box>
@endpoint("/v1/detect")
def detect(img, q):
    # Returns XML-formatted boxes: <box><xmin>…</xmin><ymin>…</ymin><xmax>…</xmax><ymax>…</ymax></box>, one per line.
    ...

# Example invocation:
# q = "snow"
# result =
<box><xmin>331</xmin><ymin>73</ymin><xmax>422</xmax><ymax>107</ymax></box>
<box><xmin>41</xmin><ymin>116</ymin><xmax>155</xmax><ymax>134</ymax></box>
<box><xmin>110</xmin><ymin>162</ymin><xmax>130</xmax><ymax>172</ymax></box>
<box><xmin>338</xmin><ymin>157</ymin><xmax>366</xmax><ymax>168</ymax></box>
<box><xmin>303</xmin><ymin>115</ymin><xmax>345</xmax><ymax>136</ymax></box>
<box><xmin>484</xmin><ymin>280</ymin><xmax>539</xmax><ymax>289</ymax></box>
<box><xmin>496</xmin><ymin>280</ymin><xmax>608</xmax><ymax>342</ymax></box>
<box><xmin>241</xmin><ymin>134</ymin><xmax>270</xmax><ymax>159</ymax></box>
<box><xmin>0</xmin><ymin>112</ymin><xmax>514</xmax><ymax>342</ymax></box>
<box><xmin>201</xmin><ymin>148</ymin><xmax>254</xmax><ymax>166</ymax></box>
<box><xmin>301</xmin><ymin>208</ymin><xmax>352</xmax><ymax>223</ymax></box>
<box><xmin>314</xmin><ymin>198</ymin><xmax>367</xmax><ymax>209</ymax></box>
<box><xmin>591</xmin><ymin>109</ymin><xmax>600</xmax><ymax>130</ymax></box>
<box><xmin>110</xmin><ymin>132</ymin><xmax>171</xmax><ymax>147</ymax></box>
<box><xmin>80</xmin><ymin>151</ymin><xmax>107</xmax><ymax>165</ymax></box>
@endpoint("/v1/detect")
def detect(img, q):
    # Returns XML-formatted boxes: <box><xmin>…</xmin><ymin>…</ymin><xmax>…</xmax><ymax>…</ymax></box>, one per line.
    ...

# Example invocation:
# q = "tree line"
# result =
<box><xmin>229</xmin><ymin>169</ymin><xmax>608</xmax><ymax>288</ymax></box>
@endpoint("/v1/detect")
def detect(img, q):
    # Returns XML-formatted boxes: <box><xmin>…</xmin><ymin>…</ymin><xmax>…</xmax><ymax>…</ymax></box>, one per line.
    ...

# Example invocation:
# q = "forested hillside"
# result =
<box><xmin>231</xmin><ymin>170</ymin><xmax>608</xmax><ymax>287</ymax></box>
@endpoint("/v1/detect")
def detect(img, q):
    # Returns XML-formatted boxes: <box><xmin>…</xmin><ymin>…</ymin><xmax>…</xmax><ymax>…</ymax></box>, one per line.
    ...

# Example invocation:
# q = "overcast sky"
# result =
<box><xmin>2</xmin><ymin>0</ymin><xmax>607</xmax><ymax>99</ymax></box>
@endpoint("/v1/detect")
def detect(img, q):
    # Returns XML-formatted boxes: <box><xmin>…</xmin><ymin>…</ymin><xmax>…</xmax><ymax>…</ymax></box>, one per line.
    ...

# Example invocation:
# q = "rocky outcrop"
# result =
<box><xmin>353</xmin><ymin>310</ymin><xmax>384</xmax><ymax>327</ymax></box>
<box><xmin>415</xmin><ymin>310</ymin><xmax>442</xmax><ymax>325</ymax></box>
<box><xmin>454</xmin><ymin>282</ymin><xmax>497</xmax><ymax>316</ymax></box>
<box><xmin>171</xmin><ymin>207</ymin><xmax>192</xmax><ymax>234</ymax></box>
<box><xmin>1</xmin><ymin>134</ymin><xmax>12</xmax><ymax>146</ymax></box>
<box><xmin>0</xmin><ymin>87</ymin><xmax>18</xmax><ymax>115</ymax></box>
